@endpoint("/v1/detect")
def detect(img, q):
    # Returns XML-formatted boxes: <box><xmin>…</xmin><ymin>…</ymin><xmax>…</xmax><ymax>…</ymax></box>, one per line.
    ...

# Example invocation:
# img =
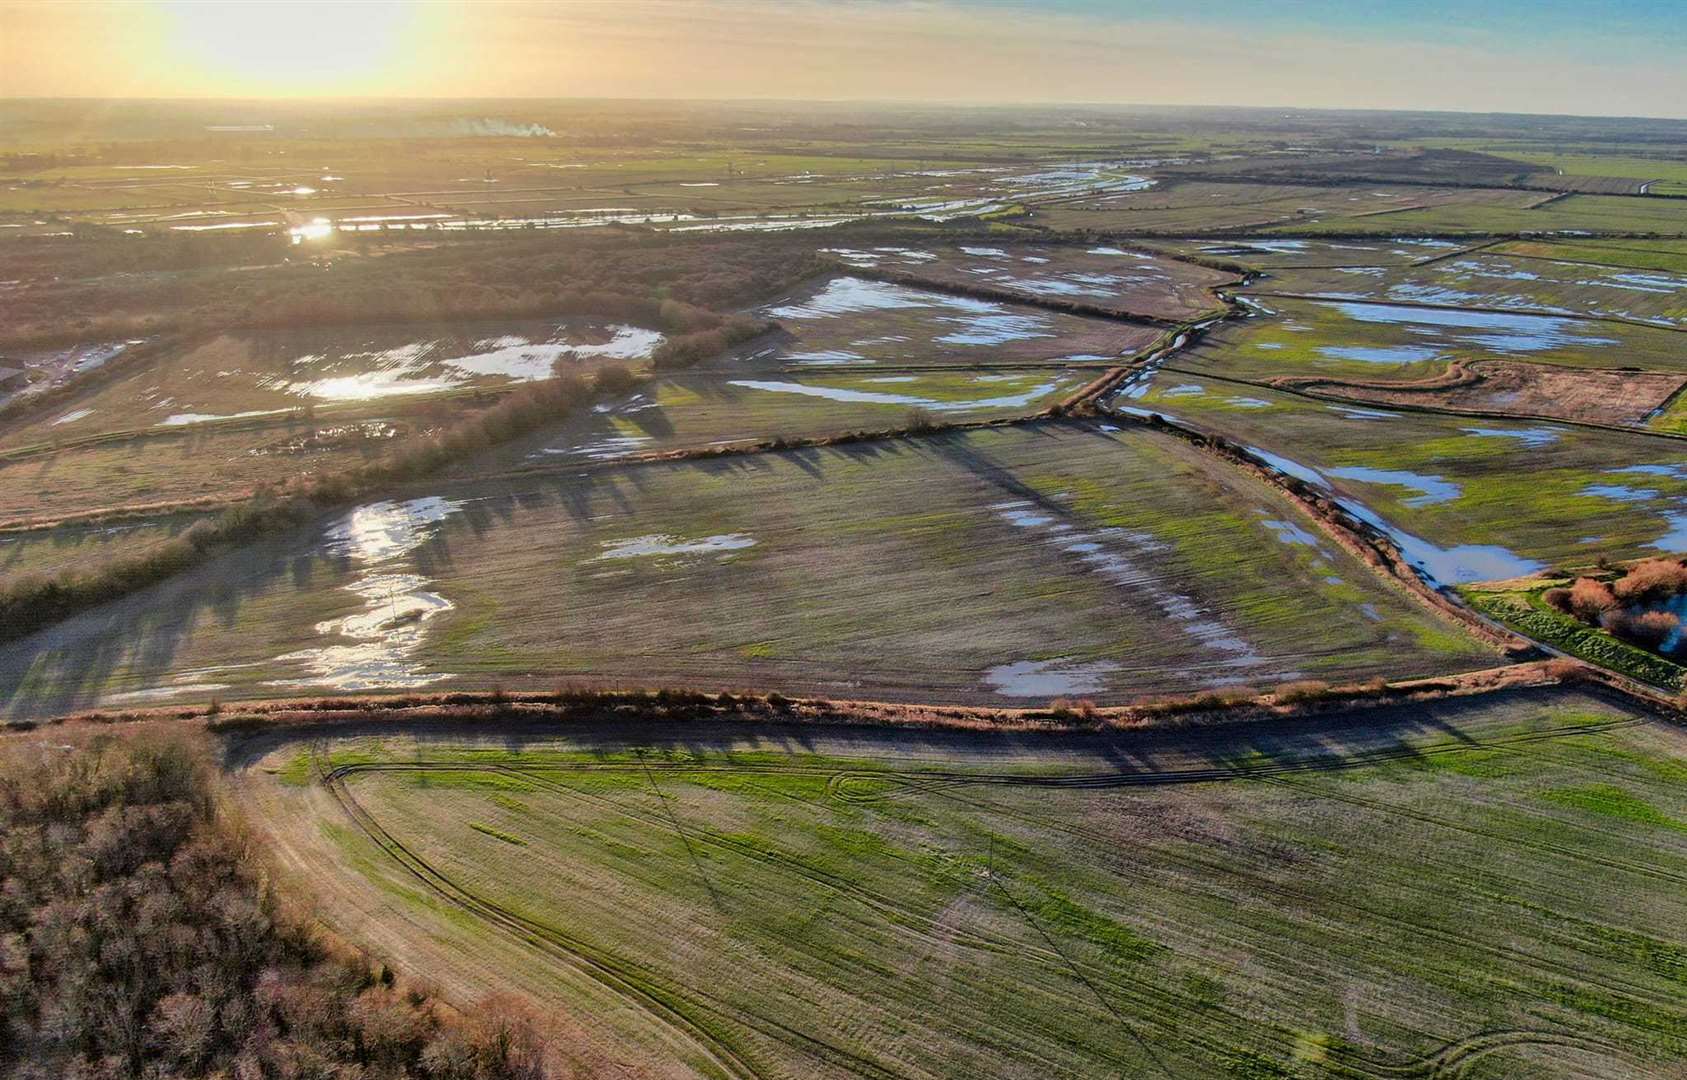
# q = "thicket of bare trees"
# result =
<box><xmin>1544</xmin><ymin>558</ymin><xmax>1687</xmax><ymax>653</ymax></box>
<box><xmin>0</xmin><ymin>731</ymin><xmax>556</xmax><ymax>1079</ymax></box>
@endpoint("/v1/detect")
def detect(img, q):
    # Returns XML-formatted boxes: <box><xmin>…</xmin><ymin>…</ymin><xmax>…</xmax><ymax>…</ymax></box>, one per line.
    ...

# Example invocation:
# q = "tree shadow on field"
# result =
<box><xmin>0</xmin><ymin>520</ymin><xmax>343</xmax><ymax>722</ymax></box>
<box><xmin>224</xmin><ymin>683</ymin><xmax>1612</xmax><ymax>784</ymax></box>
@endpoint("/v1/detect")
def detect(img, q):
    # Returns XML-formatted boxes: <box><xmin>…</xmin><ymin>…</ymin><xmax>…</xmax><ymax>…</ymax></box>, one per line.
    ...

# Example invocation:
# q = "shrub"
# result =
<box><xmin>904</xmin><ymin>407</ymin><xmax>939</xmax><ymax>433</ymax></box>
<box><xmin>1542</xmin><ymin>587</ymin><xmax>1573</xmax><ymax>614</ymax></box>
<box><xmin>1272</xmin><ymin>679</ymin><xmax>1333</xmax><ymax>705</ymax></box>
<box><xmin>1600</xmin><ymin>608</ymin><xmax>1681</xmax><ymax>651</ymax></box>
<box><xmin>1567</xmin><ymin>577</ymin><xmax>1618</xmax><ymax>622</ymax></box>
<box><xmin>1612</xmin><ymin>558</ymin><xmax>1687</xmax><ymax>605</ymax></box>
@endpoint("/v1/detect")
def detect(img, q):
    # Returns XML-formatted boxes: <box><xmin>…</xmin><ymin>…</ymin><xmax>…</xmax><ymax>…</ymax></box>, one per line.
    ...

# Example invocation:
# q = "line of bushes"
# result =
<box><xmin>0</xmin><ymin>729</ymin><xmax>556</xmax><ymax>1078</ymax></box>
<box><xmin>1465</xmin><ymin>587</ymin><xmax>1686</xmax><ymax>692</ymax></box>
<box><xmin>0</xmin><ymin>363</ymin><xmax>646</xmax><ymax>646</ymax></box>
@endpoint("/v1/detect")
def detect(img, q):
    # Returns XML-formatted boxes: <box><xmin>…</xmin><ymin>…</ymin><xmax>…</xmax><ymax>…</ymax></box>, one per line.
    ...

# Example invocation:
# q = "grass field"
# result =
<box><xmin>1267</xmin><ymin>194</ymin><xmax>1687</xmax><ymax>236</ymax></box>
<box><xmin>233</xmin><ymin>689</ymin><xmax>1687</xmax><ymax>1079</ymax></box>
<box><xmin>0</xmin><ymin>422</ymin><xmax>1494</xmax><ymax>718</ymax></box>
<box><xmin>1115</xmin><ymin>374</ymin><xmax>1687</xmax><ymax>579</ymax></box>
<box><xmin>0</xmin><ymin>510</ymin><xmax>217</xmax><ymax>582</ymax></box>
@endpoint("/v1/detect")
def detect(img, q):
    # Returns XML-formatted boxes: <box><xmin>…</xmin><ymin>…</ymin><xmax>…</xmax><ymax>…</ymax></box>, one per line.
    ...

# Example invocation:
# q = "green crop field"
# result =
<box><xmin>234</xmin><ymin>689</ymin><xmax>1687</xmax><ymax>1079</ymax></box>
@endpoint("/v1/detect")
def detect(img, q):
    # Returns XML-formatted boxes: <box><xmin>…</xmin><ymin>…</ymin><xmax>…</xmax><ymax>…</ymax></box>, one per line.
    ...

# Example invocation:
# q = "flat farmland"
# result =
<box><xmin>1116</xmin><ymin>374</ymin><xmax>1687</xmax><ymax>578</ymax></box>
<box><xmin>0</xmin><ymin>413</ymin><xmax>429</xmax><ymax>521</ymax></box>
<box><xmin>824</xmin><ymin>242</ymin><xmax>1233</xmax><ymax>322</ymax></box>
<box><xmin>0</xmin><ymin>423</ymin><xmax>1492</xmax><ymax>719</ymax></box>
<box><xmin>234</xmin><ymin>691</ymin><xmax>1687</xmax><ymax>1079</ymax></box>
<box><xmin>466</xmin><ymin>368</ymin><xmax>1094</xmax><ymax>469</ymax></box>
<box><xmin>1171</xmin><ymin>296</ymin><xmax>1687</xmax><ymax>385</ymax></box>
<box><xmin>1146</xmin><ymin>236</ymin><xmax>1479</xmax><ymax>270</ymax></box>
<box><xmin>1269</xmin><ymin>193</ymin><xmax>1687</xmax><ymax>236</ymax></box>
<box><xmin>755</xmin><ymin>276</ymin><xmax>1165</xmax><ymax>368</ymax></box>
<box><xmin>0</xmin><ymin>511</ymin><xmax>216</xmax><ymax>582</ymax></box>
<box><xmin>1492</xmin><ymin>238</ymin><xmax>1687</xmax><ymax>275</ymax></box>
<box><xmin>1033</xmin><ymin>184</ymin><xmax>1542</xmax><ymax>234</ymax></box>
<box><xmin>0</xmin><ymin>318</ymin><xmax>665</xmax><ymax>449</ymax></box>
<box><xmin>1261</xmin><ymin>255</ymin><xmax>1687</xmax><ymax>329</ymax></box>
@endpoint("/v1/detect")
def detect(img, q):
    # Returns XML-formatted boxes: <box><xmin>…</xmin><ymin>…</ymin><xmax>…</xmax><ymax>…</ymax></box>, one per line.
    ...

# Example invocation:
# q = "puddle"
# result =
<box><xmin>992</xmin><ymin>499</ymin><xmax>1265</xmax><ymax>675</ymax></box>
<box><xmin>159</xmin><ymin>408</ymin><xmax>291</xmax><ymax>427</ymax></box>
<box><xmin>1260</xmin><ymin>518</ymin><xmax>1324</xmax><ymax>549</ymax></box>
<box><xmin>727</xmin><ymin>377</ymin><xmax>1064</xmax><ymax>412</ymax></box>
<box><xmin>595</xmin><ymin>533</ymin><xmax>756</xmax><ymax>559</ymax></box>
<box><xmin>50</xmin><ymin>408</ymin><xmax>93</xmax><ymax>426</ymax></box>
<box><xmin>1613</xmin><ymin>464</ymin><xmax>1687</xmax><ymax>480</ymax></box>
<box><xmin>984</xmin><ymin>659</ymin><xmax>1120</xmax><ymax>698</ymax></box>
<box><xmin>1582</xmin><ymin>483</ymin><xmax>1660</xmax><ymax>503</ymax></box>
<box><xmin>277</xmin><ymin>325</ymin><xmax>663</xmax><ymax>401</ymax></box>
<box><xmin>1334</xmin><ymin>496</ymin><xmax>1540</xmax><ymax>586</ymax></box>
<box><xmin>1330</xmin><ymin>302</ymin><xmax>1617</xmax><ymax>353</ymax></box>
<box><xmin>273</xmin><ymin>497</ymin><xmax>466</xmax><ymax>690</ymax></box>
<box><xmin>1319</xmin><ymin>345</ymin><xmax>1444</xmax><ymax>365</ymax></box>
<box><xmin>1463</xmin><ymin>426</ymin><xmax>1560</xmax><ymax>447</ymax></box>
<box><xmin>1327</xmin><ymin>466</ymin><xmax>1460</xmax><ymax>507</ymax></box>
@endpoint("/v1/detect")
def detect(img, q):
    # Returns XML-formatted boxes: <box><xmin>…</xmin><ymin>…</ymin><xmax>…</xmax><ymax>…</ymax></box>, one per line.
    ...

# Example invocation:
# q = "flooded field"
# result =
<box><xmin>823</xmin><ymin>243</ymin><xmax>1232</xmax><ymax>321</ymax></box>
<box><xmin>1114</xmin><ymin>373</ymin><xmax>1687</xmax><ymax>580</ymax></box>
<box><xmin>0</xmin><ymin>317</ymin><xmax>665</xmax><ymax>448</ymax></box>
<box><xmin>754</xmin><ymin>275</ymin><xmax>1164</xmax><ymax>367</ymax></box>
<box><xmin>0</xmin><ymin>423</ymin><xmax>1491</xmax><ymax>718</ymax></box>
<box><xmin>1266</xmin><ymin>255</ymin><xmax>1687</xmax><ymax>328</ymax></box>
<box><xmin>1173</xmin><ymin>296</ymin><xmax>1687</xmax><ymax>386</ymax></box>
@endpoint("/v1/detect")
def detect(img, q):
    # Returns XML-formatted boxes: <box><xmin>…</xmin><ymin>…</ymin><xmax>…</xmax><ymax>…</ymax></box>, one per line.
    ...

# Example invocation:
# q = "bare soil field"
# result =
<box><xmin>1279</xmin><ymin>359</ymin><xmax>1687</xmax><ymax>428</ymax></box>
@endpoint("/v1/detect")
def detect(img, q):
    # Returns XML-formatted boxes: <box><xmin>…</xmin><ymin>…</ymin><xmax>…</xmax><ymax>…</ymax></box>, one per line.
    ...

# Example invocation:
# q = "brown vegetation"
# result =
<box><xmin>0</xmin><ymin>729</ymin><xmax>556</xmax><ymax>1078</ymax></box>
<box><xmin>1551</xmin><ymin>558</ymin><xmax>1687</xmax><ymax>655</ymax></box>
<box><xmin>1276</xmin><ymin>359</ymin><xmax>1687</xmax><ymax>430</ymax></box>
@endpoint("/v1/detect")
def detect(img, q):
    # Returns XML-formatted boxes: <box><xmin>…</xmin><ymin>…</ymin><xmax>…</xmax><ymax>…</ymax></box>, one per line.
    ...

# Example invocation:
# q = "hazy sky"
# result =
<box><xmin>3</xmin><ymin>0</ymin><xmax>1683</xmax><ymax>117</ymax></box>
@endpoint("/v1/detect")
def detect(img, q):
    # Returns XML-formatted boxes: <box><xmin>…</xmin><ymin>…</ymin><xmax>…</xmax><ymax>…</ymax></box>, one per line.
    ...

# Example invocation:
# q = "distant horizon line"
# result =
<box><xmin>3</xmin><ymin>95</ymin><xmax>1685</xmax><ymax>125</ymax></box>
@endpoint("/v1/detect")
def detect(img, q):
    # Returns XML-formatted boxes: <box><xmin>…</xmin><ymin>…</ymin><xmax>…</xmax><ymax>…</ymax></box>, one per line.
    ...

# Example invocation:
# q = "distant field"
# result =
<box><xmin>1171</xmin><ymin>296</ymin><xmax>1687</xmax><ymax>385</ymax></box>
<box><xmin>1035</xmin><ymin>184</ymin><xmax>1541</xmax><ymax>234</ymax></box>
<box><xmin>236</xmin><ymin>692</ymin><xmax>1687</xmax><ymax>1079</ymax></box>
<box><xmin>0</xmin><ymin>422</ymin><xmax>1493</xmax><ymax>718</ymax></box>
<box><xmin>823</xmin><ymin>241</ymin><xmax>1233</xmax><ymax>322</ymax></box>
<box><xmin>1261</xmin><ymin>256</ymin><xmax>1687</xmax><ymax>329</ymax></box>
<box><xmin>1270</xmin><ymin>193</ymin><xmax>1687</xmax><ymax>236</ymax></box>
<box><xmin>1494</xmin><ymin>239</ymin><xmax>1687</xmax><ymax>275</ymax></box>
<box><xmin>1142</xmin><ymin>236</ymin><xmax>1477</xmax><ymax>269</ymax></box>
<box><xmin>462</xmin><ymin>368</ymin><xmax>1093</xmax><ymax>470</ymax></box>
<box><xmin>1115</xmin><ymin>374</ymin><xmax>1687</xmax><ymax>577</ymax></box>
<box><xmin>752</xmin><ymin>275</ymin><xmax>1165</xmax><ymax>368</ymax></box>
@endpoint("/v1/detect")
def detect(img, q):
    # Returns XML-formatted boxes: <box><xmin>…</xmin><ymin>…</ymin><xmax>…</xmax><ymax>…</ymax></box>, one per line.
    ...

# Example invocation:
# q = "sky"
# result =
<box><xmin>2</xmin><ymin>0</ymin><xmax>1683</xmax><ymax>118</ymax></box>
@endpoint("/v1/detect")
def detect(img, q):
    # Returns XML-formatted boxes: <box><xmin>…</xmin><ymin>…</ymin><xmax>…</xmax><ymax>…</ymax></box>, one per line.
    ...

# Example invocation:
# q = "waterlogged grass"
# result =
<box><xmin>416</xmin><ymin>422</ymin><xmax>1491</xmax><ymax>700</ymax></box>
<box><xmin>1124</xmin><ymin>373</ymin><xmax>1687</xmax><ymax>571</ymax></box>
<box><xmin>1178</xmin><ymin>295</ymin><xmax>1687</xmax><ymax>385</ymax></box>
<box><xmin>248</xmin><ymin>694</ymin><xmax>1687</xmax><ymax>1079</ymax></box>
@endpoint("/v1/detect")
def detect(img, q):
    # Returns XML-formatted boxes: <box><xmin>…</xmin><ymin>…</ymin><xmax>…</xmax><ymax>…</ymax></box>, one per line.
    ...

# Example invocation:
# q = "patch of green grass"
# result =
<box><xmin>468</xmin><ymin>821</ymin><xmax>529</xmax><ymax>846</ymax></box>
<box><xmin>1540</xmin><ymin>785</ymin><xmax>1684</xmax><ymax>832</ymax></box>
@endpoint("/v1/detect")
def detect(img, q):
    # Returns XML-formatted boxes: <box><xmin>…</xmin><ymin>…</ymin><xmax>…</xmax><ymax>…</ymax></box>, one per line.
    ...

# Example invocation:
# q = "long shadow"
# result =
<box><xmin>222</xmin><ymin>683</ymin><xmax>1633</xmax><ymax>783</ymax></box>
<box><xmin>0</xmin><ymin>512</ymin><xmax>351</xmax><ymax>720</ymax></box>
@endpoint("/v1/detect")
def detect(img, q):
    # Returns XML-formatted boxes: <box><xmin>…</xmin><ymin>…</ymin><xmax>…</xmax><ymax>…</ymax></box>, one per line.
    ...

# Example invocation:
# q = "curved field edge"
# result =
<box><xmin>226</xmin><ymin>686</ymin><xmax>1687</xmax><ymax>1079</ymax></box>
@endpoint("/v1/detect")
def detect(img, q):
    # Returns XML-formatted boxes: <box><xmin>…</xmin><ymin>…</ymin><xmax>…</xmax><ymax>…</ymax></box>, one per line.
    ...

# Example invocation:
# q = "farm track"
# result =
<box><xmin>303</xmin><ymin>706</ymin><xmax>1662</xmax><ymax>1078</ymax></box>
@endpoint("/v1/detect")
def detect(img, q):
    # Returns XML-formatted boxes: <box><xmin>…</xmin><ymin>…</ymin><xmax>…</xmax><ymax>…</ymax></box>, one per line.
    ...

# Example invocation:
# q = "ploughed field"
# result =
<box><xmin>234</xmin><ymin>689</ymin><xmax>1687</xmax><ymax>1079</ymax></box>
<box><xmin>0</xmin><ymin>422</ymin><xmax>1491</xmax><ymax>718</ymax></box>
